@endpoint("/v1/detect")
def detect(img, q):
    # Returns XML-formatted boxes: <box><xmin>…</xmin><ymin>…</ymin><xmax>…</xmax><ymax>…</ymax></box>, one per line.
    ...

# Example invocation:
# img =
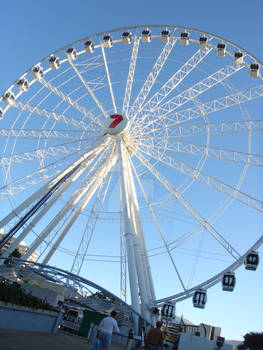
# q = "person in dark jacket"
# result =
<box><xmin>145</xmin><ymin>321</ymin><xmax>164</xmax><ymax>350</ymax></box>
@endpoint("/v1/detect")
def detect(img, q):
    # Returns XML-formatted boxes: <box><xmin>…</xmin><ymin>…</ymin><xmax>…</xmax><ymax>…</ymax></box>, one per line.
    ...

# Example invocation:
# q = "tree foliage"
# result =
<box><xmin>238</xmin><ymin>331</ymin><xmax>263</xmax><ymax>350</ymax></box>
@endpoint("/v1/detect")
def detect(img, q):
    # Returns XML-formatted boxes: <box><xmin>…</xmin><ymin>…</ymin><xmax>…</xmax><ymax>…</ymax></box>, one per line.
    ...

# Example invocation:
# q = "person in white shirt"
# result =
<box><xmin>98</xmin><ymin>310</ymin><xmax>120</xmax><ymax>350</ymax></box>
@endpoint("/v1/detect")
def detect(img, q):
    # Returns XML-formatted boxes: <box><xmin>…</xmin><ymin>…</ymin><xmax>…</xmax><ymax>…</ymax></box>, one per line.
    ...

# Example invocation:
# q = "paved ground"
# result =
<box><xmin>0</xmin><ymin>329</ymin><xmax>127</xmax><ymax>350</ymax></box>
<box><xmin>0</xmin><ymin>329</ymin><xmax>92</xmax><ymax>350</ymax></box>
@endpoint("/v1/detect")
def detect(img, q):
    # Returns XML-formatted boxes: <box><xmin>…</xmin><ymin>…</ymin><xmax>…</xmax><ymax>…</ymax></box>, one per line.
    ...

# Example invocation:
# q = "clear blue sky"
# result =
<box><xmin>0</xmin><ymin>0</ymin><xmax>262</xmax><ymax>342</ymax></box>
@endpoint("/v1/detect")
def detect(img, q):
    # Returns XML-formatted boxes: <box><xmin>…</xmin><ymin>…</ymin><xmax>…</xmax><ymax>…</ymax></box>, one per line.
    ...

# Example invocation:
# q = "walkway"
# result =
<box><xmin>0</xmin><ymin>329</ymin><xmax>91</xmax><ymax>350</ymax></box>
<box><xmin>0</xmin><ymin>329</ymin><xmax>127</xmax><ymax>350</ymax></box>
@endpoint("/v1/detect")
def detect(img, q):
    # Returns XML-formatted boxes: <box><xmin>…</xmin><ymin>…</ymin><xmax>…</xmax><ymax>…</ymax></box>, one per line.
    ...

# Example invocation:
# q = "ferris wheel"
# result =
<box><xmin>0</xmin><ymin>25</ymin><xmax>262</xmax><ymax>324</ymax></box>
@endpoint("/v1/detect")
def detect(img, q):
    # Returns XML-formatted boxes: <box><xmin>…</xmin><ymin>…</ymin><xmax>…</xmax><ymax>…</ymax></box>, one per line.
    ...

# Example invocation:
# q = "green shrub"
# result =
<box><xmin>0</xmin><ymin>280</ymin><xmax>56</xmax><ymax>311</ymax></box>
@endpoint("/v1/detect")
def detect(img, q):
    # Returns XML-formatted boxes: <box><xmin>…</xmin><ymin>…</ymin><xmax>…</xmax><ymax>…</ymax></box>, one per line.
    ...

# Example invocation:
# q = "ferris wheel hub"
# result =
<box><xmin>103</xmin><ymin>113</ymin><xmax>128</xmax><ymax>135</ymax></box>
<box><xmin>121</xmin><ymin>133</ymin><xmax>138</xmax><ymax>156</ymax></box>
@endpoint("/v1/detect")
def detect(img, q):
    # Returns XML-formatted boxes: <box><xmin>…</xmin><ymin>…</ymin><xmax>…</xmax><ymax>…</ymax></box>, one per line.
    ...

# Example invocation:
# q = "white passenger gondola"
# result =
<box><xmin>0</xmin><ymin>108</ymin><xmax>3</xmax><ymax>119</ymax></box>
<box><xmin>161</xmin><ymin>29</ymin><xmax>170</xmax><ymax>43</ymax></box>
<box><xmin>245</xmin><ymin>251</ymin><xmax>259</xmax><ymax>270</ymax></box>
<box><xmin>234</xmin><ymin>52</ymin><xmax>243</xmax><ymax>66</ymax></box>
<box><xmin>180</xmin><ymin>32</ymin><xmax>189</xmax><ymax>45</ymax></box>
<box><xmin>122</xmin><ymin>31</ymin><xmax>132</xmax><ymax>44</ymax></box>
<box><xmin>3</xmin><ymin>91</ymin><xmax>15</xmax><ymax>106</ymax></box>
<box><xmin>17</xmin><ymin>78</ymin><xmax>29</xmax><ymax>92</ymax></box>
<box><xmin>193</xmin><ymin>289</ymin><xmax>207</xmax><ymax>309</ymax></box>
<box><xmin>49</xmin><ymin>55</ymin><xmax>60</xmax><ymax>69</ymax></box>
<box><xmin>222</xmin><ymin>272</ymin><xmax>236</xmax><ymax>292</ymax></box>
<box><xmin>141</xmin><ymin>29</ymin><xmax>151</xmax><ymax>42</ymax></box>
<box><xmin>66</xmin><ymin>47</ymin><xmax>77</xmax><ymax>60</ymax></box>
<box><xmin>199</xmin><ymin>36</ymin><xmax>208</xmax><ymax>50</ymax></box>
<box><xmin>217</xmin><ymin>43</ymin><xmax>226</xmax><ymax>56</ymax></box>
<box><xmin>32</xmin><ymin>65</ymin><xmax>44</xmax><ymax>80</ymax></box>
<box><xmin>250</xmin><ymin>63</ymin><xmax>260</xmax><ymax>78</ymax></box>
<box><xmin>103</xmin><ymin>35</ymin><xmax>113</xmax><ymax>48</ymax></box>
<box><xmin>161</xmin><ymin>302</ymin><xmax>175</xmax><ymax>320</ymax></box>
<box><xmin>84</xmin><ymin>40</ymin><xmax>95</xmax><ymax>53</ymax></box>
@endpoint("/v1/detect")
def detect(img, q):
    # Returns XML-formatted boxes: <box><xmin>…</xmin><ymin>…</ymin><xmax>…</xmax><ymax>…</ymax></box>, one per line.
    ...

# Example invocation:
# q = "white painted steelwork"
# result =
<box><xmin>0</xmin><ymin>25</ymin><xmax>262</xmax><ymax>323</ymax></box>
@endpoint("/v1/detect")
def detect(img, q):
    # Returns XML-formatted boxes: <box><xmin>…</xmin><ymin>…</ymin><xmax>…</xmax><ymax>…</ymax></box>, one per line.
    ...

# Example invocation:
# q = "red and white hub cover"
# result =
<box><xmin>103</xmin><ymin>113</ymin><xmax>128</xmax><ymax>135</ymax></box>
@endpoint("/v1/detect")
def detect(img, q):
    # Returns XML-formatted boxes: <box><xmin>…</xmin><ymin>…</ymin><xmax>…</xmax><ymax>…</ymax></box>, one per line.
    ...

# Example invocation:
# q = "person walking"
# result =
<box><xmin>145</xmin><ymin>321</ymin><xmax>164</xmax><ymax>350</ymax></box>
<box><xmin>97</xmin><ymin>310</ymin><xmax>120</xmax><ymax>350</ymax></box>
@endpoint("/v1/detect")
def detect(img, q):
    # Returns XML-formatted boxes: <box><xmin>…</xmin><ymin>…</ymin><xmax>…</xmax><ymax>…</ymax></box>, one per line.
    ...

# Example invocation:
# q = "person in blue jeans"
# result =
<box><xmin>98</xmin><ymin>310</ymin><xmax>120</xmax><ymax>350</ymax></box>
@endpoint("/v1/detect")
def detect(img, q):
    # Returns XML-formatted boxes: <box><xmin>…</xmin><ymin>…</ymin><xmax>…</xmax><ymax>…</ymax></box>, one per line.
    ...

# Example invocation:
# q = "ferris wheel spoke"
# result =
<box><xmin>42</xmin><ymin>153</ymin><xmax>117</xmax><ymax>267</ymax></box>
<box><xmin>20</xmin><ymin>150</ymin><xmax>116</xmax><ymax>261</ymax></box>
<box><xmin>11</xmin><ymin>100</ymin><xmax>99</xmax><ymax>132</ymax></box>
<box><xmin>0</xmin><ymin>165</ymin><xmax>78</xmax><ymax>262</ymax></box>
<box><xmin>144</xmin><ymin>139</ymin><xmax>263</xmax><ymax>166</ymax></box>
<box><xmin>122</xmin><ymin>37</ymin><xmax>140</xmax><ymax>116</ymax></box>
<box><xmin>0</xmin><ymin>135</ymin><xmax>109</xmax><ymax>228</ymax></box>
<box><xmin>0</xmin><ymin>139</ymin><xmax>90</xmax><ymax>168</ymax></box>
<box><xmin>4</xmin><ymin>129</ymin><xmax>95</xmax><ymax>142</ymax></box>
<box><xmin>75</xmin><ymin>53</ymin><xmax>104</xmax><ymax>69</ymax></box>
<box><xmin>68</xmin><ymin>57</ymin><xmax>108</xmax><ymax>118</ymax></box>
<box><xmin>37</xmin><ymin>77</ymin><xmax>103</xmax><ymax>127</ymax></box>
<box><xmin>70</xmin><ymin>160</ymin><xmax>115</xmax><ymax>275</ymax></box>
<box><xmin>0</xmin><ymin>144</ymin><xmax>96</xmax><ymax>198</ymax></box>
<box><xmin>139</xmin><ymin>144</ymin><xmax>263</xmax><ymax>213</ymax></box>
<box><xmin>143</xmin><ymin>119</ymin><xmax>263</xmax><ymax>139</ymax></box>
<box><xmin>75</xmin><ymin>56</ymin><xmax>107</xmax><ymax>83</ymax></box>
<box><xmin>36</xmin><ymin>211</ymin><xmax>72</xmax><ymax>260</ymax></box>
<box><xmin>81</xmin><ymin>76</ymin><xmax>108</xmax><ymax>92</ymax></box>
<box><xmin>137</xmin><ymin>64</ymin><xmax>244</xmax><ymax>134</ymax></box>
<box><xmin>166</xmin><ymin>194</ymin><xmax>243</xmax><ymax>252</ymax></box>
<box><xmin>128</xmin><ymin>35</ymin><xmax>177</xmax><ymax>121</ymax></box>
<box><xmin>0</xmin><ymin>158</ymin><xmax>102</xmax><ymax>264</ymax></box>
<box><xmin>154</xmin><ymin>64</ymin><xmax>243</xmax><ymax>114</ymax></box>
<box><xmin>101</xmin><ymin>45</ymin><xmax>117</xmax><ymax>114</ymax></box>
<box><xmin>170</xmin><ymin>84</ymin><xmax>263</xmax><ymax>126</ymax></box>
<box><xmin>168</xmin><ymin>227</ymin><xmax>209</xmax><ymax>253</ymax></box>
<box><xmin>21</xmin><ymin>183</ymin><xmax>95</xmax><ymax>261</ymax></box>
<box><xmin>130</xmin><ymin>46</ymin><xmax>212</xmax><ymax>130</ymax></box>
<box><xmin>0</xmin><ymin>146</ymin><xmax>112</xmax><ymax>261</ymax></box>
<box><xmin>142</xmin><ymin>84</ymin><xmax>263</xmax><ymax>134</ymax></box>
<box><xmin>0</xmin><ymin>128</ymin><xmax>90</xmax><ymax>141</ymax></box>
<box><xmin>129</xmin><ymin>155</ymin><xmax>187</xmax><ymax>291</ymax></box>
<box><xmin>0</xmin><ymin>158</ymin><xmax>73</xmax><ymax>198</ymax></box>
<box><xmin>135</xmin><ymin>150</ymin><xmax>241</xmax><ymax>260</ymax></box>
<box><xmin>40</xmin><ymin>151</ymin><xmax>116</xmax><ymax>262</ymax></box>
